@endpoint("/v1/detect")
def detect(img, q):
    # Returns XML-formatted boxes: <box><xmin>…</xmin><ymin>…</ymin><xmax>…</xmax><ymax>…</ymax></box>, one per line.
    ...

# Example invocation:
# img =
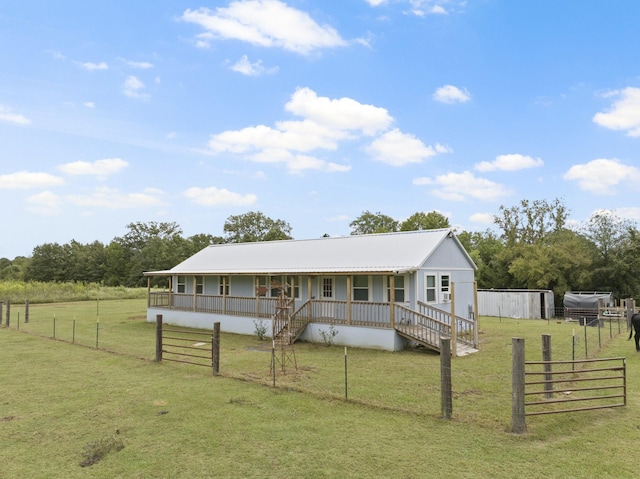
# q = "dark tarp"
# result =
<box><xmin>563</xmin><ymin>292</ymin><xmax>613</xmax><ymax>309</ymax></box>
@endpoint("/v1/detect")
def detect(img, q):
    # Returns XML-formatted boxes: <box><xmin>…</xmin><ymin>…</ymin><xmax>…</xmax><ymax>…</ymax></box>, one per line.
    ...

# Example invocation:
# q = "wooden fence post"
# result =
<box><xmin>155</xmin><ymin>314</ymin><xmax>163</xmax><ymax>362</ymax></box>
<box><xmin>25</xmin><ymin>300</ymin><xmax>29</xmax><ymax>324</ymax></box>
<box><xmin>6</xmin><ymin>300</ymin><xmax>10</xmax><ymax>328</ymax></box>
<box><xmin>542</xmin><ymin>334</ymin><xmax>553</xmax><ymax>399</ymax></box>
<box><xmin>0</xmin><ymin>301</ymin><xmax>3</xmax><ymax>327</ymax></box>
<box><xmin>440</xmin><ymin>337</ymin><xmax>452</xmax><ymax>420</ymax></box>
<box><xmin>212</xmin><ymin>322</ymin><xmax>220</xmax><ymax>375</ymax></box>
<box><xmin>511</xmin><ymin>337</ymin><xmax>526</xmax><ymax>434</ymax></box>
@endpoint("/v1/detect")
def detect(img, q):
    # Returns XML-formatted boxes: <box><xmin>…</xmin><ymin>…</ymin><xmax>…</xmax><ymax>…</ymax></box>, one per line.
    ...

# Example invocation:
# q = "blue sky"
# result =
<box><xmin>2</xmin><ymin>0</ymin><xmax>640</xmax><ymax>259</ymax></box>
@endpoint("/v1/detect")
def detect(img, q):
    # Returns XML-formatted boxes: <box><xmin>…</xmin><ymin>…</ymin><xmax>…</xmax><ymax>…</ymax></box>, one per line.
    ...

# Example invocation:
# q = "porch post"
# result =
<box><xmin>222</xmin><ymin>276</ymin><xmax>227</xmax><ymax>314</ymax></box>
<box><xmin>473</xmin><ymin>281</ymin><xmax>479</xmax><ymax>348</ymax></box>
<box><xmin>147</xmin><ymin>276</ymin><xmax>151</xmax><ymax>308</ymax></box>
<box><xmin>168</xmin><ymin>277</ymin><xmax>173</xmax><ymax>310</ymax></box>
<box><xmin>450</xmin><ymin>282</ymin><xmax>457</xmax><ymax>357</ymax></box>
<box><xmin>193</xmin><ymin>276</ymin><xmax>197</xmax><ymax>311</ymax></box>
<box><xmin>307</xmin><ymin>276</ymin><xmax>313</xmax><ymax>301</ymax></box>
<box><xmin>346</xmin><ymin>275</ymin><xmax>352</xmax><ymax>325</ymax></box>
<box><xmin>389</xmin><ymin>274</ymin><xmax>395</xmax><ymax>328</ymax></box>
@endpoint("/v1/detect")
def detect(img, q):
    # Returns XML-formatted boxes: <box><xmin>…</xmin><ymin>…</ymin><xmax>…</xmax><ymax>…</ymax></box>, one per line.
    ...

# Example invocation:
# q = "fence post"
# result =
<box><xmin>155</xmin><ymin>314</ymin><xmax>163</xmax><ymax>362</ymax></box>
<box><xmin>511</xmin><ymin>337</ymin><xmax>526</xmax><ymax>434</ymax></box>
<box><xmin>584</xmin><ymin>319</ymin><xmax>588</xmax><ymax>358</ymax></box>
<box><xmin>440</xmin><ymin>337</ymin><xmax>452</xmax><ymax>420</ymax></box>
<box><xmin>212</xmin><ymin>322</ymin><xmax>220</xmax><ymax>375</ymax></box>
<box><xmin>6</xmin><ymin>300</ymin><xmax>10</xmax><ymax>328</ymax></box>
<box><xmin>0</xmin><ymin>301</ymin><xmax>3</xmax><ymax>326</ymax></box>
<box><xmin>25</xmin><ymin>300</ymin><xmax>29</xmax><ymax>324</ymax></box>
<box><xmin>542</xmin><ymin>334</ymin><xmax>553</xmax><ymax>399</ymax></box>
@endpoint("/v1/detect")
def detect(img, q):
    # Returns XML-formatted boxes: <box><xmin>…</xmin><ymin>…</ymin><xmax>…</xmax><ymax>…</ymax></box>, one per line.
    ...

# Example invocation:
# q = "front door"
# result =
<box><xmin>320</xmin><ymin>276</ymin><xmax>334</xmax><ymax>318</ymax></box>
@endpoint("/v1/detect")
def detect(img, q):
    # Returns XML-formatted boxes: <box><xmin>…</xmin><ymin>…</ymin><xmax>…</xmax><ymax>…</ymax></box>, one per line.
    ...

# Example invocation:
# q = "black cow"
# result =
<box><xmin>628</xmin><ymin>313</ymin><xmax>640</xmax><ymax>352</ymax></box>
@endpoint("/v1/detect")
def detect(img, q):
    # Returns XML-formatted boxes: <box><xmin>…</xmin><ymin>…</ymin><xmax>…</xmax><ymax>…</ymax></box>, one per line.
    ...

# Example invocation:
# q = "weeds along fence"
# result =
<box><xmin>511</xmin><ymin>336</ymin><xmax>626</xmax><ymax>433</ymax></box>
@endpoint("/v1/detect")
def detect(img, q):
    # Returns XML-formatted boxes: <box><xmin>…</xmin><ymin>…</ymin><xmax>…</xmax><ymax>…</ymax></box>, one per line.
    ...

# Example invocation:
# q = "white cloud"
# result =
<box><xmin>592</xmin><ymin>87</ymin><xmax>640</xmax><ymax>137</ymax></box>
<box><xmin>209</xmin><ymin>121</ymin><xmax>349</xmax><ymax>154</ymax></box>
<box><xmin>229</xmin><ymin>55</ymin><xmax>278</xmax><ymax>76</ymax></box>
<box><xmin>615</xmin><ymin>206</ymin><xmax>640</xmax><ymax>222</ymax></box>
<box><xmin>433</xmin><ymin>84</ymin><xmax>471</xmax><ymax>104</ymax></box>
<box><xmin>79</xmin><ymin>61</ymin><xmax>109</xmax><ymax>71</ymax></box>
<box><xmin>0</xmin><ymin>171</ymin><xmax>64</xmax><ymax>189</ymax></box>
<box><xmin>58</xmin><ymin>158</ymin><xmax>129</xmax><ymax>177</ymax></box>
<box><xmin>66</xmin><ymin>186</ymin><xmax>164</xmax><ymax>209</ymax></box>
<box><xmin>82</xmin><ymin>101</ymin><xmax>95</xmax><ymax>108</ymax></box>
<box><xmin>563</xmin><ymin>158</ymin><xmax>640</xmax><ymax>194</ymax></box>
<box><xmin>121</xmin><ymin>58</ymin><xmax>154</xmax><ymax>69</ymax></box>
<box><xmin>469</xmin><ymin>212</ymin><xmax>494</xmax><ymax>224</ymax></box>
<box><xmin>285</xmin><ymin>87</ymin><xmax>393</xmax><ymax>135</ymax></box>
<box><xmin>183</xmin><ymin>186</ymin><xmax>257</xmax><ymax>206</ymax></box>
<box><xmin>413</xmin><ymin>171</ymin><xmax>510</xmax><ymax>201</ymax></box>
<box><xmin>207</xmin><ymin>87</ymin><xmax>440</xmax><ymax>172</ymax></box>
<box><xmin>26</xmin><ymin>191</ymin><xmax>62</xmax><ymax>216</ymax></box>
<box><xmin>366</xmin><ymin>128</ymin><xmax>440</xmax><ymax>166</ymax></box>
<box><xmin>181</xmin><ymin>0</ymin><xmax>347</xmax><ymax>55</ymax></box>
<box><xmin>475</xmin><ymin>153</ymin><xmax>544</xmax><ymax>172</ymax></box>
<box><xmin>0</xmin><ymin>105</ymin><xmax>31</xmax><ymax>125</ymax></box>
<box><xmin>123</xmin><ymin>76</ymin><xmax>149</xmax><ymax>99</ymax></box>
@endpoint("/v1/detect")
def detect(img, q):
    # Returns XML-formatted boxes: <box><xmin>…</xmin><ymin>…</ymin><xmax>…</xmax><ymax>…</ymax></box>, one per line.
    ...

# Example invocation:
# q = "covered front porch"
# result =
<box><xmin>147</xmin><ymin>289</ymin><xmax>479</xmax><ymax>355</ymax></box>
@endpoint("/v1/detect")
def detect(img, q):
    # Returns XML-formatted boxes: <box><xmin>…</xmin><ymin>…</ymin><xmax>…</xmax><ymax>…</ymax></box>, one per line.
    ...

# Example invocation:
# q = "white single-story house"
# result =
<box><xmin>144</xmin><ymin>229</ymin><xmax>479</xmax><ymax>355</ymax></box>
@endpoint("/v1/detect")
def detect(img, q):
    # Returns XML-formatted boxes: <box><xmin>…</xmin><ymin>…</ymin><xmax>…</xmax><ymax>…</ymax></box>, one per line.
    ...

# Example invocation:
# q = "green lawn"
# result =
<box><xmin>1</xmin><ymin>299</ymin><xmax>637</xmax><ymax>478</ymax></box>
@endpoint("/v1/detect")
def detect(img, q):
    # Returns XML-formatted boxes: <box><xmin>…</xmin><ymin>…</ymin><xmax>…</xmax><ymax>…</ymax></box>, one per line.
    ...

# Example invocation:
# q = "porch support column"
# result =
<box><xmin>168</xmin><ymin>277</ymin><xmax>173</xmax><ymax>310</ymax></box>
<box><xmin>222</xmin><ymin>276</ymin><xmax>227</xmax><ymax>314</ymax></box>
<box><xmin>451</xmin><ymin>282</ymin><xmax>457</xmax><ymax>357</ymax></box>
<box><xmin>193</xmin><ymin>276</ymin><xmax>197</xmax><ymax>311</ymax></box>
<box><xmin>473</xmin><ymin>281</ymin><xmax>479</xmax><ymax>348</ymax></box>
<box><xmin>346</xmin><ymin>276</ymin><xmax>352</xmax><ymax>325</ymax></box>
<box><xmin>389</xmin><ymin>274</ymin><xmax>395</xmax><ymax>328</ymax></box>
<box><xmin>147</xmin><ymin>276</ymin><xmax>151</xmax><ymax>308</ymax></box>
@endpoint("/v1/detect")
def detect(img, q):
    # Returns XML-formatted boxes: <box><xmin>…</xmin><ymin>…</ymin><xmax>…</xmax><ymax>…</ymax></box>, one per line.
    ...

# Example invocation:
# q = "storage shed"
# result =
<box><xmin>477</xmin><ymin>289</ymin><xmax>555</xmax><ymax>319</ymax></box>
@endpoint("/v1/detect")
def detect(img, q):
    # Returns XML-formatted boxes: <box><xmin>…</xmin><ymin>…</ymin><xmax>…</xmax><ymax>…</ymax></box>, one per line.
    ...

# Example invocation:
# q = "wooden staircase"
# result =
<box><xmin>395</xmin><ymin>323</ymin><xmax>478</xmax><ymax>356</ymax></box>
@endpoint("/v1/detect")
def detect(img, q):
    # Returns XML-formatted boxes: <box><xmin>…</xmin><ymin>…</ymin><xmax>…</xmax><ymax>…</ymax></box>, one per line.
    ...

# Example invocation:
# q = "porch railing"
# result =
<box><xmin>148</xmin><ymin>292</ymin><xmax>478</xmax><ymax>348</ymax></box>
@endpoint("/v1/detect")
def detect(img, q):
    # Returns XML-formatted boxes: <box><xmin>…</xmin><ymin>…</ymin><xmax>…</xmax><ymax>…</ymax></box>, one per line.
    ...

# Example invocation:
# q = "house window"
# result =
<box><xmin>218</xmin><ymin>276</ymin><xmax>229</xmax><ymax>296</ymax></box>
<box><xmin>195</xmin><ymin>276</ymin><xmax>204</xmax><ymax>294</ymax></box>
<box><xmin>353</xmin><ymin>275</ymin><xmax>369</xmax><ymax>301</ymax></box>
<box><xmin>177</xmin><ymin>276</ymin><xmax>186</xmax><ymax>294</ymax></box>
<box><xmin>387</xmin><ymin>275</ymin><xmax>405</xmax><ymax>303</ymax></box>
<box><xmin>425</xmin><ymin>274</ymin><xmax>436</xmax><ymax>303</ymax></box>
<box><xmin>441</xmin><ymin>274</ymin><xmax>450</xmax><ymax>302</ymax></box>
<box><xmin>322</xmin><ymin>277</ymin><xmax>333</xmax><ymax>299</ymax></box>
<box><xmin>270</xmin><ymin>276</ymin><xmax>283</xmax><ymax>297</ymax></box>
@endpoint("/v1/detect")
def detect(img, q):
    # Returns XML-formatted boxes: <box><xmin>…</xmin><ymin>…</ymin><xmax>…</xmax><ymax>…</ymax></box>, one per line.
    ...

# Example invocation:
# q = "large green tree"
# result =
<box><xmin>400</xmin><ymin>211</ymin><xmax>450</xmax><ymax>231</ymax></box>
<box><xmin>350</xmin><ymin>211</ymin><xmax>399</xmax><ymax>235</ymax></box>
<box><xmin>223</xmin><ymin>211</ymin><xmax>292</xmax><ymax>243</ymax></box>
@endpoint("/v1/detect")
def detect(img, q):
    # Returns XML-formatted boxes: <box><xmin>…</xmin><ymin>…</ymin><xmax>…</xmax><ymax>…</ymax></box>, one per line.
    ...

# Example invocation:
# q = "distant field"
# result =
<box><xmin>1</xmin><ymin>299</ymin><xmax>637</xmax><ymax>478</ymax></box>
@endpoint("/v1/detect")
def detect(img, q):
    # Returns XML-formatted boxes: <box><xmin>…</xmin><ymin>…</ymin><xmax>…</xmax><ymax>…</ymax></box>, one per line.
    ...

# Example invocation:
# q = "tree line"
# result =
<box><xmin>2</xmin><ymin>201</ymin><xmax>639</xmax><ymax>302</ymax></box>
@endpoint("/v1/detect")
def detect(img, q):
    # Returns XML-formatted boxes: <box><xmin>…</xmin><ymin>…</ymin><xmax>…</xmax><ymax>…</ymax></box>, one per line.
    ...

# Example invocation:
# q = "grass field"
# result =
<box><xmin>1</xmin><ymin>299</ymin><xmax>638</xmax><ymax>478</ymax></box>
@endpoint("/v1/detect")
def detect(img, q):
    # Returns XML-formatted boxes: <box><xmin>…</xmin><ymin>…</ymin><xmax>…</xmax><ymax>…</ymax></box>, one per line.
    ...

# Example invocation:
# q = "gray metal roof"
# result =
<box><xmin>145</xmin><ymin>229</ymin><xmax>475</xmax><ymax>276</ymax></box>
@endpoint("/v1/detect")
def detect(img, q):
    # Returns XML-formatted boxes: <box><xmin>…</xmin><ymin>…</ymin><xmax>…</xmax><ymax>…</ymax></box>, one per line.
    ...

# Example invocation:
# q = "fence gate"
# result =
<box><xmin>512</xmin><ymin>337</ymin><xmax>626</xmax><ymax>433</ymax></box>
<box><xmin>155</xmin><ymin>315</ymin><xmax>220</xmax><ymax>374</ymax></box>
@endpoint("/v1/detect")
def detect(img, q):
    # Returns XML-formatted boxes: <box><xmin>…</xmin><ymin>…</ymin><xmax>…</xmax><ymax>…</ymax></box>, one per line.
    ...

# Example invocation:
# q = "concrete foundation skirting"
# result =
<box><xmin>147</xmin><ymin>308</ymin><xmax>408</xmax><ymax>351</ymax></box>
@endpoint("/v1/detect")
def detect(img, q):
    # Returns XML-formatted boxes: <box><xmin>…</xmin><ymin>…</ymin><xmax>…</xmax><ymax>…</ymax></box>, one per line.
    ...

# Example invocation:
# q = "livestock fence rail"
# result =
<box><xmin>155</xmin><ymin>314</ymin><xmax>220</xmax><ymax>374</ymax></box>
<box><xmin>511</xmin><ymin>336</ymin><xmax>626</xmax><ymax>433</ymax></box>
